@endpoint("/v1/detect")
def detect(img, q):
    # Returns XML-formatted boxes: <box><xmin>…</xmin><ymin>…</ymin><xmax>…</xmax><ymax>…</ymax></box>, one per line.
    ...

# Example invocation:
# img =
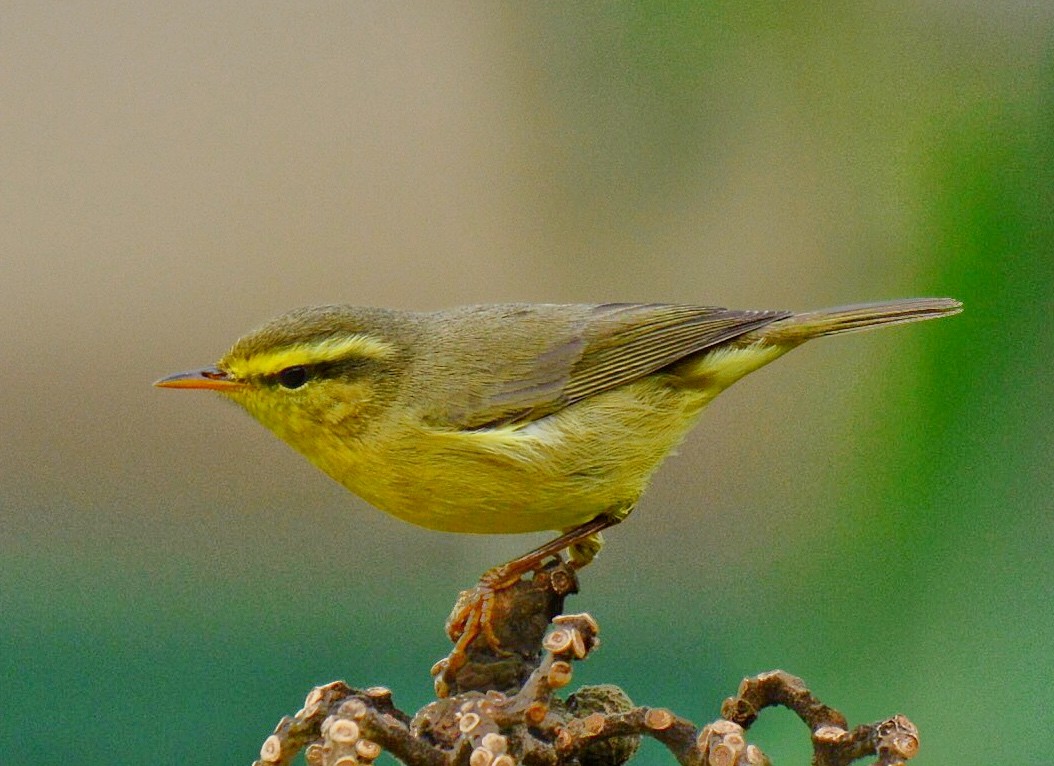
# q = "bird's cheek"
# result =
<box><xmin>318</xmin><ymin>382</ymin><xmax>375</xmax><ymax>429</ymax></box>
<box><xmin>230</xmin><ymin>389</ymin><xmax>285</xmax><ymax>429</ymax></box>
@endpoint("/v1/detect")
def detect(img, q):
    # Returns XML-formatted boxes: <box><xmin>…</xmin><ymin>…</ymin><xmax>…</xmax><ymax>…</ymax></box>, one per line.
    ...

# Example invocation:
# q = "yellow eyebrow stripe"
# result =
<box><xmin>226</xmin><ymin>334</ymin><xmax>396</xmax><ymax>378</ymax></box>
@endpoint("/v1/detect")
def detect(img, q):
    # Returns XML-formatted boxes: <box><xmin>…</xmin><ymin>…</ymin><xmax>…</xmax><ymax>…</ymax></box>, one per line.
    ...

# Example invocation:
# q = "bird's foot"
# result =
<box><xmin>432</xmin><ymin>562</ymin><xmax>527</xmax><ymax>695</ymax></box>
<box><xmin>431</xmin><ymin>515</ymin><xmax>618</xmax><ymax>697</ymax></box>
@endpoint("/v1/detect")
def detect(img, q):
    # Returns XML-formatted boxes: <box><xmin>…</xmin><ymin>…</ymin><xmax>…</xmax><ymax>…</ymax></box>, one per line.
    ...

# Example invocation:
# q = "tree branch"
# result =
<box><xmin>249</xmin><ymin>561</ymin><xmax>919</xmax><ymax>766</ymax></box>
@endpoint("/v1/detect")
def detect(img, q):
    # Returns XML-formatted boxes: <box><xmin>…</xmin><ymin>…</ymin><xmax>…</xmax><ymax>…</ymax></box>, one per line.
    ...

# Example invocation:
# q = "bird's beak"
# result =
<box><xmin>153</xmin><ymin>366</ymin><xmax>246</xmax><ymax>391</ymax></box>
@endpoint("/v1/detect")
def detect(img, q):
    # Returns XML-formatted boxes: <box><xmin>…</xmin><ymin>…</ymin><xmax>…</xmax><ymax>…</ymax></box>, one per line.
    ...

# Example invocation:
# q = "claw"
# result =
<box><xmin>437</xmin><ymin>569</ymin><xmax>518</xmax><ymax>692</ymax></box>
<box><xmin>435</xmin><ymin>514</ymin><xmax>623</xmax><ymax>695</ymax></box>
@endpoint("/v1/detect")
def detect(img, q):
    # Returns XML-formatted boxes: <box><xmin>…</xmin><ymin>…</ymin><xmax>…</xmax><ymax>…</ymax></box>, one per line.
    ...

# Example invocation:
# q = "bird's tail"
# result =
<box><xmin>754</xmin><ymin>297</ymin><xmax>963</xmax><ymax>345</ymax></box>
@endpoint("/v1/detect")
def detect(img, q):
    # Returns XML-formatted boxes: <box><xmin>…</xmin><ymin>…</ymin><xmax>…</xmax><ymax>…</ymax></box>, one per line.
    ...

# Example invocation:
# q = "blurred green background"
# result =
<box><xmin>2</xmin><ymin>4</ymin><xmax>1051</xmax><ymax>764</ymax></box>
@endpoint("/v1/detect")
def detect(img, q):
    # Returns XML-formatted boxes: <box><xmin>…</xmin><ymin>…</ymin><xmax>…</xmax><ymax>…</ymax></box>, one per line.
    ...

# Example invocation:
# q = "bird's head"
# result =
<box><xmin>155</xmin><ymin>306</ymin><xmax>410</xmax><ymax>448</ymax></box>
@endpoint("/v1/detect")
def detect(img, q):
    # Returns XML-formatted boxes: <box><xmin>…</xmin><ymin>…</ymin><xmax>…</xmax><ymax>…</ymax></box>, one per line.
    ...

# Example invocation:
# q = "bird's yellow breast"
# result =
<box><xmin>310</xmin><ymin>381</ymin><xmax>697</xmax><ymax>533</ymax></box>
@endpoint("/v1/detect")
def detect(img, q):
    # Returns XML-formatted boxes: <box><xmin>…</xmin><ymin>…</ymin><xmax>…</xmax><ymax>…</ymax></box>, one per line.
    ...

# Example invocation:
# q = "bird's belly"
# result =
<box><xmin>320</xmin><ymin>381</ymin><xmax>711</xmax><ymax>535</ymax></box>
<box><xmin>352</xmin><ymin>463</ymin><xmax>614</xmax><ymax>534</ymax></box>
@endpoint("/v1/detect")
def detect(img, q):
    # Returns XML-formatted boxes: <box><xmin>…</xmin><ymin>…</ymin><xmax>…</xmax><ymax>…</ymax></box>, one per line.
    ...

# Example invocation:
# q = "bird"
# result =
<box><xmin>156</xmin><ymin>297</ymin><xmax>961</xmax><ymax>683</ymax></box>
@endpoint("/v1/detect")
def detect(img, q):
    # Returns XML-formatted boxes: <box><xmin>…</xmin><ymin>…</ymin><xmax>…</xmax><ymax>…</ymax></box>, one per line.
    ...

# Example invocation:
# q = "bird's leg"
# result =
<box><xmin>436</xmin><ymin>513</ymin><xmax>622</xmax><ymax>692</ymax></box>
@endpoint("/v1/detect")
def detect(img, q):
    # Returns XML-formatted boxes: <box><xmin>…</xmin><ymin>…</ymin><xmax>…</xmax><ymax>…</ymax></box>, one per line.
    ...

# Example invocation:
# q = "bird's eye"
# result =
<box><xmin>276</xmin><ymin>366</ymin><xmax>309</xmax><ymax>389</ymax></box>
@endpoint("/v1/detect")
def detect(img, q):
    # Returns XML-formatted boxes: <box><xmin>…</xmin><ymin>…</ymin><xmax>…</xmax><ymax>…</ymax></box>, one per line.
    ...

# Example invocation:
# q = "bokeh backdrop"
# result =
<box><xmin>2</xmin><ymin>4</ymin><xmax>1051</xmax><ymax>764</ymax></box>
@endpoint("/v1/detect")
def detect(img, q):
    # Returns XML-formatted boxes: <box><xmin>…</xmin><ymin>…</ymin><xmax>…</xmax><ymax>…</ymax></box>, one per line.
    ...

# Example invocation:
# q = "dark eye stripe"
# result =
<box><xmin>267</xmin><ymin>357</ymin><xmax>373</xmax><ymax>389</ymax></box>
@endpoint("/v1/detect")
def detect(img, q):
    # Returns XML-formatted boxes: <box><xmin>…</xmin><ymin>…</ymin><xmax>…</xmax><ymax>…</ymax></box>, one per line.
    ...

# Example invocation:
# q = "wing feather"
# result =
<box><xmin>447</xmin><ymin>303</ymin><xmax>789</xmax><ymax>429</ymax></box>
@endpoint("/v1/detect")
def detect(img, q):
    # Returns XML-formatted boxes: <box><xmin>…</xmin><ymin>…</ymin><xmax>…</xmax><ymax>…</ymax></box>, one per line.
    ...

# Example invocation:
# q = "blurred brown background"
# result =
<box><xmin>2</xmin><ymin>4</ymin><xmax>1051</xmax><ymax>764</ymax></box>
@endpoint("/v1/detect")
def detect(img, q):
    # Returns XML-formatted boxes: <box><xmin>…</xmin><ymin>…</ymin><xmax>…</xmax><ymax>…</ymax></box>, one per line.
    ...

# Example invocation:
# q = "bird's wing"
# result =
<box><xmin>443</xmin><ymin>303</ymin><xmax>790</xmax><ymax>429</ymax></box>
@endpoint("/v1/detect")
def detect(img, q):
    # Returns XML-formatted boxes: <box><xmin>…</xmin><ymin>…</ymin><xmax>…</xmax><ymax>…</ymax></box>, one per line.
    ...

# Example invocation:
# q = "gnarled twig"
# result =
<box><xmin>250</xmin><ymin>561</ymin><xmax>918</xmax><ymax>766</ymax></box>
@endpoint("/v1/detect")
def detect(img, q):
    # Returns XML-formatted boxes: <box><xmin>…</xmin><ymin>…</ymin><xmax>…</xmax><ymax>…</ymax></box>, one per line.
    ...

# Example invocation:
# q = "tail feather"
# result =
<box><xmin>755</xmin><ymin>297</ymin><xmax>963</xmax><ymax>344</ymax></box>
